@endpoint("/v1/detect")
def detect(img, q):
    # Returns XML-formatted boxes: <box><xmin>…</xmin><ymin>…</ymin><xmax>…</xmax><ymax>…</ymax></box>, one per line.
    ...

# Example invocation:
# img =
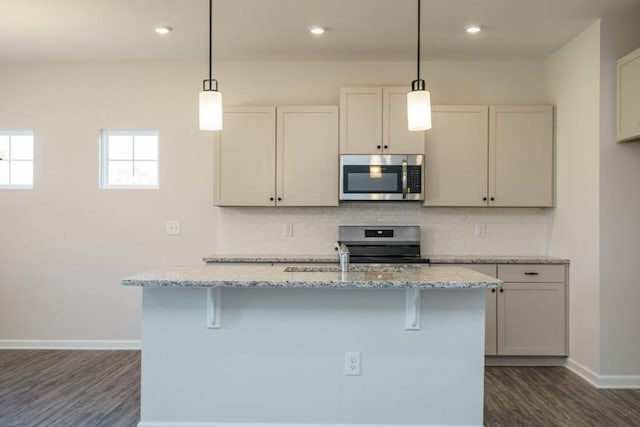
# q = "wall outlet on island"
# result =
<box><xmin>344</xmin><ymin>352</ymin><xmax>361</xmax><ymax>376</ymax></box>
<box><xmin>282</xmin><ymin>223</ymin><xmax>293</xmax><ymax>237</ymax></box>
<box><xmin>475</xmin><ymin>223</ymin><xmax>486</xmax><ymax>238</ymax></box>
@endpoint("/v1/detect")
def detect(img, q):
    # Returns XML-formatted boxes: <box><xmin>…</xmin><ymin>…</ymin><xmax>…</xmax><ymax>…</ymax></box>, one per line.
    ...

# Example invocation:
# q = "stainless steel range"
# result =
<box><xmin>337</xmin><ymin>225</ymin><xmax>430</xmax><ymax>264</ymax></box>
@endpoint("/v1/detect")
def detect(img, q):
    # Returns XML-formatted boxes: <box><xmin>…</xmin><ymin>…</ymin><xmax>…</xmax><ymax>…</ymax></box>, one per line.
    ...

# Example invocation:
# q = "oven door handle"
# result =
<box><xmin>401</xmin><ymin>160</ymin><xmax>408</xmax><ymax>199</ymax></box>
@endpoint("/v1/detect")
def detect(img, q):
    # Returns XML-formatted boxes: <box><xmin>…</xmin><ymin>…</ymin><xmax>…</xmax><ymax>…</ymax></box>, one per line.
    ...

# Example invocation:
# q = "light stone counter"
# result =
<box><xmin>122</xmin><ymin>263</ymin><xmax>501</xmax><ymax>289</ymax></box>
<box><xmin>428</xmin><ymin>255</ymin><xmax>569</xmax><ymax>264</ymax></box>
<box><xmin>202</xmin><ymin>254</ymin><xmax>569</xmax><ymax>265</ymax></box>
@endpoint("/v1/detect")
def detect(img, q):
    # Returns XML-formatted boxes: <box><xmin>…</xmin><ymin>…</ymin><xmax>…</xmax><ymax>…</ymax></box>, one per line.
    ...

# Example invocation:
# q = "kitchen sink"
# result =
<box><xmin>284</xmin><ymin>265</ymin><xmax>409</xmax><ymax>273</ymax></box>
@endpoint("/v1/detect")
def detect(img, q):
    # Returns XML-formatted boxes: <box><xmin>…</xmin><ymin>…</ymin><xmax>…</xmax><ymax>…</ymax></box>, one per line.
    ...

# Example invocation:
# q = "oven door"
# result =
<box><xmin>340</xmin><ymin>155</ymin><xmax>423</xmax><ymax>201</ymax></box>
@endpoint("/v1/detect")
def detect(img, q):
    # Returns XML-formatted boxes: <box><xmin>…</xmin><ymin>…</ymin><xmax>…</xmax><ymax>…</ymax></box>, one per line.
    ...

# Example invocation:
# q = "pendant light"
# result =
<box><xmin>199</xmin><ymin>0</ymin><xmax>222</xmax><ymax>131</ymax></box>
<box><xmin>407</xmin><ymin>0</ymin><xmax>432</xmax><ymax>131</ymax></box>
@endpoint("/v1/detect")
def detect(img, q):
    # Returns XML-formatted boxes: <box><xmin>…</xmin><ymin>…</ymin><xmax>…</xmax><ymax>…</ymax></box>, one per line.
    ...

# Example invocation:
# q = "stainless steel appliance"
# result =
<box><xmin>337</xmin><ymin>225</ymin><xmax>430</xmax><ymax>264</ymax></box>
<box><xmin>339</xmin><ymin>154</ymin><xmax>424</xmax><ymax>201</ymax></box>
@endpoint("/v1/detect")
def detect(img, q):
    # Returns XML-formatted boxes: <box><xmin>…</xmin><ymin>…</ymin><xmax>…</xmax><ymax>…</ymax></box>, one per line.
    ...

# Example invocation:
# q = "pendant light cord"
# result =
<box><xmin>416</xmin><ymin>0</ymin><xmax>421</xmax><ymax>80</ymax></box>
<box><xmin>209</xmin><ymin>0</ymin><xmax>212</xmax><ymax>81</ymax></box>
<box><xmin>203</xmin><ymin>0</ymin><xmax>217</xmax><ymax>91</ymax></box>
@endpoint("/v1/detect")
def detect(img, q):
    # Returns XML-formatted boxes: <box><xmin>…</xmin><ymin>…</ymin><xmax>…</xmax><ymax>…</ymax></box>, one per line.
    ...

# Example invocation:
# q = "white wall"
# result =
<box><xmin>545</xmin><ymin>18</ymin><xmax>640</xmax><ymax>382</ymax></box>
<box><xmin>598</xmin><ymin>19</ymin><xmax>640</xmax><ymax>377</ymax></box>
<box><xmin>0</xmin><ymin>59</ymin><xmax>549</xmax><ymax>344</ymax></box>
<box><xmin>544</xmin><ymin>22</ymin><xmax>602</xmax><ymax>378</ymax></box>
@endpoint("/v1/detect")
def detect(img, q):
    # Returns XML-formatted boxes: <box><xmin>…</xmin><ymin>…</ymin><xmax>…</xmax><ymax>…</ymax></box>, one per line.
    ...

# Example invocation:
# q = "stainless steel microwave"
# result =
<box><xmin>339</xmin><ymin>154</ymin><xmax>424</xmax><ymax>201</ymax></box>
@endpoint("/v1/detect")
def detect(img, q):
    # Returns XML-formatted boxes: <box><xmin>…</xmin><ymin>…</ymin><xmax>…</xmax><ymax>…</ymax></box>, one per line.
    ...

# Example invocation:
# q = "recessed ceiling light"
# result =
<box><xmin>154</xmin><ymin>26</ymin><xmax>173</xmax><ymax>35</ymax></box>
<box><xmin>309</xmin><ymin>26</ymin><xmax>326</xmax><ymax>35</ymax></box>
<box><xmin>465</xmin><ymin>25</ymin><xmax>481</xmax><ymax>34</ymax></box>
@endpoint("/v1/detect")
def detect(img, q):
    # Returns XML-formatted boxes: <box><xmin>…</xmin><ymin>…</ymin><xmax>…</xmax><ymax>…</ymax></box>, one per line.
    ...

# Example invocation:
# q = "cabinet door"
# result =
<box><xmin>382</xmin><ymin>87</ymin><xmax>425</xmax><ymax>154</ymax></box>
<box><xmin>489</xmin><ymin>106</ymin><xmax>554</xmax><ymax>207</ymax></box>
<box><xmin>617</xmin><ymin>48</ymin><xmax>640</xmax><ymax>142</ymax></box>
<box><xmin>425</xmin><ymin>106</ymin><xmax>489</xmax><ymax>206</ymax></box>
<box><xmin>339</xmin><ymin>88</ymin><xmax>383</xmax><ymax>154</ymax></box>
<box><xmin>497</xmin><ymin>282</ymin><xmax>567</xmax><ymax>356</ymax></box>
<box><xmin>214</xmin><ymin>106</ymin><xmax>276</xmax><ymax>206</ymax></box>
<box><xmin>276</xmin><ymin>106</ymin><xmax>339</xmax><ymax>206</ymax></box>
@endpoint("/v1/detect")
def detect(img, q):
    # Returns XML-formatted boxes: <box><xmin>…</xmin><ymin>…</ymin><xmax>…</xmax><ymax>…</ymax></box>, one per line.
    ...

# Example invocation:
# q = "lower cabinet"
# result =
<box><xmin>440</xmin><ymin>263</ymin><xmax>568</xmax><ymax>356</ymax></box>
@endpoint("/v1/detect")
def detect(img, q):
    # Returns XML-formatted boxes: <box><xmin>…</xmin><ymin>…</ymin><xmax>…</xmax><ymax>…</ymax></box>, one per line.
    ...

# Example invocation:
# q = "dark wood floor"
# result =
<box><xmin>1</xmin><ymin>351</ymin><xmax>639</xmax><ymax>427</ymax></box>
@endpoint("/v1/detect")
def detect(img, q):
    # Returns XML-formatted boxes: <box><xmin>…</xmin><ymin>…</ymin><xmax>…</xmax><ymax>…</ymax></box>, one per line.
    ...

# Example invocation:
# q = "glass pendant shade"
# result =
<box><xmin>407</xmin><ymin>89</ymin><xmax>432</xmax><ymax>131</ymax></box>
<box><xmin>199</xmin><ymin>90</ymin><xmax>223</xmax><ymax>131</ymax></box>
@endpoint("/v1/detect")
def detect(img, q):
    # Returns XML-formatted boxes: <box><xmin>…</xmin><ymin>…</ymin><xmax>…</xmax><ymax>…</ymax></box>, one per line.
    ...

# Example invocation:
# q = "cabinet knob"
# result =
<box><xmin>277</xmin><ymin>197</ymin><xmax>282</xmax><ymax>201</ymax></box>
<box><xmin>491</xmin><ymin>289</ymin><xmax>496</xmax><ymax>293</ymax></box>
<box><xmin>483</xmin><ymin>197</ymin><xmax>487</xmax><ymax>201</ymax></box>
<box><xmin>384</xmin><ymin>145</ymin><xmax>388</xmax><ymax>149</ymax></box>
<box><xmin>270</xmin><ymin>197</ymin><xmax>274</xmax><ymax>201</ymax></box>
<box><xmin>376</xmin><ymin>145</ymin><xmax>381</xmax><ymax>149</ymax></box>
<box><xmin>490</xmin><ymin>197</ymin><xmax>495</xmax><ymax>201</ymax></box>
<box><xmin>499</xmin><ymin>289</ymin><xmax>504</xmax><ymax>293</ymax></box>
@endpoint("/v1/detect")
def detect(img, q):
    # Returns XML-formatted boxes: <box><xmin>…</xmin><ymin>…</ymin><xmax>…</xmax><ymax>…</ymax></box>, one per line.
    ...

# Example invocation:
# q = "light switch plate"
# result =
<box><xmin>475</xmin><ymin>223</ymin><xmax>486</xmax><ymax>238</ymax></box>
<box><xmin>166</xmin><ymin>220</ymin><xmax>181</xmax><ymax>236</ymax></box>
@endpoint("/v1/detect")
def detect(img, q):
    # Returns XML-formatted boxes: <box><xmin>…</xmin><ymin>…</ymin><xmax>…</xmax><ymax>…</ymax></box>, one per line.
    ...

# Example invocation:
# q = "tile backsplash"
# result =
<box><xmin>214</xmin><ymin>204</ymin><xmax>550</xmax><ymax>256</ymax></box>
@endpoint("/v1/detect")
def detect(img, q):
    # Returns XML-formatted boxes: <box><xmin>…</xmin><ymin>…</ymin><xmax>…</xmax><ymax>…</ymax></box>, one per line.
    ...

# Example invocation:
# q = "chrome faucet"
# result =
<box><xmin>335</xmin><ymin>242</ymin><xmax>350</xmax><ymax>272</ymax></box>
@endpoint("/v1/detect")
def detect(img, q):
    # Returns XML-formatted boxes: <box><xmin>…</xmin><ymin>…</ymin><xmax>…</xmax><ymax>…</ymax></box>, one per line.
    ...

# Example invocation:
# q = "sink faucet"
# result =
<box><xmin>335</xmin><ymin>242</ymin><xmax>350</xmax><ymax>272</ymax></box>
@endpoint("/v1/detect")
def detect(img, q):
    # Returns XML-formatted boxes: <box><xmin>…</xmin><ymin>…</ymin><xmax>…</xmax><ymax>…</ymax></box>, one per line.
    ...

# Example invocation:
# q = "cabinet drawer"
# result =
<box><xmin>498</xmin><ymin>264</ymin><xmax>565</xmax><ymax>282</ymax></box>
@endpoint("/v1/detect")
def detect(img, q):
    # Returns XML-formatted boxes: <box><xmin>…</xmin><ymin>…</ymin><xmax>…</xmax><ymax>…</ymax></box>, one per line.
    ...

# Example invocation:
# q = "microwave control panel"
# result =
<box><xmin>408</xmin><ymin>166</ymin><xmax>422</xmax><ymax>193</ymax></box>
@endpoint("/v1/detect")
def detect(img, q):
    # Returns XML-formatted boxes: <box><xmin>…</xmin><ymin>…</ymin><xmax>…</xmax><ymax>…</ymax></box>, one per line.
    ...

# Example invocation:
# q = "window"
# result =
<box><xmin>100</xmin><ymin>130</ymin><xmax>159</xmax><ymax>188</ymax></box>
<box><xmin>0</xmin><ymin>130</ymin><xmax>34</xmax><ymax>188</ymax></box>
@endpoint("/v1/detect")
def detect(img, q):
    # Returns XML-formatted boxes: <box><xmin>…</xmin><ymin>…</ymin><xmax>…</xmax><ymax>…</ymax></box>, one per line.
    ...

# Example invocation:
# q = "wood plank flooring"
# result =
<box><xmin>0</xmin><ymin>350</ymin><xmax>140</xmax><ymax>427</ymax></box>
<box><xmin>1</xmin><ymin>350</ymin><xmax>639</xmax><ymax>426</ymax></box>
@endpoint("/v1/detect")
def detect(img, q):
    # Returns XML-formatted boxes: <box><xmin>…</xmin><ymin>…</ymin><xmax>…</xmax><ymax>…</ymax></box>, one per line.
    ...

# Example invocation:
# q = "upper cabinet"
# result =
<box><xmin>382</xmin><ymin>87</ymin><xmax>427</xmax><ymax>154</ymax></box>
<box><xmin>425</xmin><ymin>105</ymin><xmax>554</xmax><ymax>207</ymax></box>
<box><xmin>214</xmin><ymin>106</ymin><xmax>276</xmax><ymax>206</ymax></box>
<box><xmin>617</xmin><ymin>47</ymin><xmax>640</xmax><ymax>142</ymax></box>
<box><xmin>340</xmin><ymin>87</ymin><xmax>424</xmax><ymax>154</ymax></box>
<box><xmin>214</xmin><ymin>106</ymin><xmax>339</xmax><ymax>207</ymax></box>
<box><xmin>489</xmin><ymin>106</ymin><xmax>554</xmax><ymax>207</ymax></box>
<box><xmin>276</xmin><ymin>106</ymin><xmax>339</xmax><ymax>206</ymax></box>
<box><xmin>425</xmin><ymin>105</ymin><xmax>489</xmax><ymax>206</ymax></box>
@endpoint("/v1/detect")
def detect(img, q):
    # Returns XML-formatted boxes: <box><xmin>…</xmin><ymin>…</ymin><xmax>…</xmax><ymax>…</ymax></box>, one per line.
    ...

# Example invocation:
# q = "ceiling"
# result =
<box><xmin>1</xmin><ymin>0</ymin><xmax>639</xmax><ymax>62</ymax></box>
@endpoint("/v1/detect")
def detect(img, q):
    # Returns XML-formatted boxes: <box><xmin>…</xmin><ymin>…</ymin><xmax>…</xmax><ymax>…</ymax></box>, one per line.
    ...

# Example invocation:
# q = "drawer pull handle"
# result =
<box><xmin>524</xmin><ymin>272</ymin><xmax>539</xmax><ymax>276</ymax></box>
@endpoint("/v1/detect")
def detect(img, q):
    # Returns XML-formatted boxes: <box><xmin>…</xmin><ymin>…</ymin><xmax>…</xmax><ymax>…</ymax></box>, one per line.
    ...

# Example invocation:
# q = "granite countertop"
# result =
<box><xmin>202</xmin><ymin>255</ymin><xmax>570</xmax><ymax>265</ymax></box>
<box><xmin>122</xmin><ymin>264</ymin><xmax>501</xmax><ymax>290</ymax></box>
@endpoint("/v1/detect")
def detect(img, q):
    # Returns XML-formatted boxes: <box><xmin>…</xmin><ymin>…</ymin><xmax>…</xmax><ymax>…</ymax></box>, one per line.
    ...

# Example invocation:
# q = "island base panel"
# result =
<box><xmin>140</xmin><ymin>287</ymin><xmax>486</xmax><ymax>426</ymax></box>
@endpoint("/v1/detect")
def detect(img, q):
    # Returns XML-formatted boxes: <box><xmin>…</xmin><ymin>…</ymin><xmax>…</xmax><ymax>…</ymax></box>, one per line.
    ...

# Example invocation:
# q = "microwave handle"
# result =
<box><xmin>402</xmin><ymin>160</ymin><xmax>408</xmax><ymax>199</ymax></box>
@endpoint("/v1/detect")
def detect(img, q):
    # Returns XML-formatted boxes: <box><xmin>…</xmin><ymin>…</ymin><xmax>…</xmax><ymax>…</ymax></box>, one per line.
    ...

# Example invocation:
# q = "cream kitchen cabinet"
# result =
<box><xmin>425</xmin><ymin>106</ymin><xmax>489</xmax><ymax>206</ymax></box>
<box><xmin>214</xmin><ymin>106</ymin><xmax>339</xmax><ymax>207</ymax></box>
<box><xmin>617</xmin><ymin>47</ymin><xmax>640</xmax><ymax>142</ymax></box>
<box><xmin>489</xmin><ymin>106</ymin><xmax>554</xmax><ymax>207</ymax></box>
<box><xmin>214</xmin><ymin>106</ymin><xmax>276</xmax><ymax>206</ymax></box>
<box><xmin>339</xmin><ymin>87</ymin><xmax>424</xmax><ymax>154</ymax></box>
<box><xmin>439</xmin><ymin>262</ymin><xmax>567</xmax><ymax>357</ymax></box>
<box><xmin>496</xmin><ymin>264</ymin><xmax>567</xmax><ymax>356</ymax></box>
<box><xmin>424</xmin><ymin>105</ymin><xmax>554</xmax><ymax>207</ymax></box>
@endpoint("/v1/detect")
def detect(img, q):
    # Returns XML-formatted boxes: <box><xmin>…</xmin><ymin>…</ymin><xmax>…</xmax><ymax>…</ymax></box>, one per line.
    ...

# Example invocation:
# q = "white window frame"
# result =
<box><xmin>0</xmin><ymin>130</ymin><xmax>34</xmax><ymax>189</ymax></box>
<box><xmin>99</xmin><ymin>129</ymin><xmax>160</xmax><ymax>189</ymax></box>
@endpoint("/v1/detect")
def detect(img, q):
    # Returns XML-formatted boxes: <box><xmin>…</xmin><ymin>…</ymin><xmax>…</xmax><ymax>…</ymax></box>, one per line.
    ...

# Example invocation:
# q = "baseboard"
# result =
<box><xmin>567</xmin><ymin>358</ymin><xmax>640</xmax><ymax>389</ymax></box>
<box><xmin>0</xmin><ymin>340</ymin><xmax>141</xmax><ymax>350</ymax></box>
<box><xmin>485</xmin><ymin>356</ymin><xmax>567</xmax><ymax>366</ymax></box>
<box><xmin>138</xmin><ymin>423</ymin><xmax>481</xmax><ymax>427</ymax></box>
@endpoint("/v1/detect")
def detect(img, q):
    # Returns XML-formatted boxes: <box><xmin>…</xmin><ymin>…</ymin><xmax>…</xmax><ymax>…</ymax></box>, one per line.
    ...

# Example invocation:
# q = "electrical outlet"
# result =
<box><xmin>344</xmin><ymin>352</ymin><xmax>361</xmax><ymax>376</ymax></box>
<box><xmin>282</xmin><ymin>223</ymin><xmax>293</xmax><ymax>237</ymax></box>
<box><xmin>166</xmin><ymin>220</ymin><xmax>181</xmax><ymax>236</ymax></box>
<box><xmin>475</xmin><ymin>223</ymin><xmax>486</xmax><ymax>238</ymax></box>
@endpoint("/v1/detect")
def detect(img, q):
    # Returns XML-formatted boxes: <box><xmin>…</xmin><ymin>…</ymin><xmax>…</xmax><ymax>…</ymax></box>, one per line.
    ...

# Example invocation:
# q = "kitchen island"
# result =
<box><xmin>123</xmin><ymin>263</ymin><xmax>501</xmax><ymax>427</ymax></box>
